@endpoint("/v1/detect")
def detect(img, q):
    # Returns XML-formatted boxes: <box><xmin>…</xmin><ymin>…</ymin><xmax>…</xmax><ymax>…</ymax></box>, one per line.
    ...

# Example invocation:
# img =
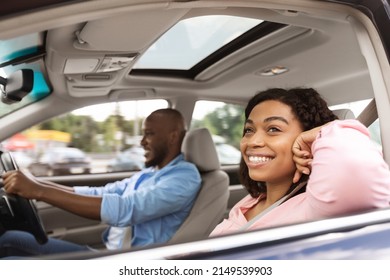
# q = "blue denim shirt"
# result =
<box><xmin>74</xmin><ymin>154</ymin><xmax>201</xmax><ymax>248</ymax></box>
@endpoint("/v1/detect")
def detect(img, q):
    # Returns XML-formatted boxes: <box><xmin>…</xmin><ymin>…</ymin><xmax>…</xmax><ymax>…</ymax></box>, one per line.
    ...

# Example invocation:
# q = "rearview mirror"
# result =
<box><xmin>0</xmin><ymin>69</ymin><xmax>34</xmax><ymax>104</ymax></box>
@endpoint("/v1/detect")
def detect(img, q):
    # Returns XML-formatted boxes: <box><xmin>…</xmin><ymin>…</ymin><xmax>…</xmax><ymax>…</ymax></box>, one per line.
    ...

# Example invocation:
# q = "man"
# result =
<box><xmin>0</xmin><ymin>108</ymin><xmax>201</xmax><ymax>256</ymax></box>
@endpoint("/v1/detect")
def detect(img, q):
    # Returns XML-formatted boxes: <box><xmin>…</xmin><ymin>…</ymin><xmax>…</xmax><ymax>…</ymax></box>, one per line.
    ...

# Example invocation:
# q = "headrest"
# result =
<box><xmin>182</xmin><ymin>128</ymin><xmax>220</xmax><ymax>172</ymax></box>
<box><xmin>332</xmin><ymin>108</ymin><xmax>355</xmax><ymax>120</ymax></box>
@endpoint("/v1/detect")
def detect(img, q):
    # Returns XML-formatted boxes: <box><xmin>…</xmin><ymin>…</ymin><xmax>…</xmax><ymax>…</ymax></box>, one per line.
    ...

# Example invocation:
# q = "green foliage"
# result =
<box><xmin>194</xmin><ymin>104</ymin><xmax>244</xmax><ymax>148</ymax></box>
<box><xmin>37</xmin><ymin>113</ymin><xmax>141</xmax><ymax>153</ymax></box>
<box><xmin>39</xmin><ymin>114</ymin><xmax>99</xmax><ymax>152</ymax></box>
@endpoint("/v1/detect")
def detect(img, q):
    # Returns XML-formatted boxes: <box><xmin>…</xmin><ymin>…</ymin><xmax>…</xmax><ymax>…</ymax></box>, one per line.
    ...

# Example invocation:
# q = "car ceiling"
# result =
<box><xmin>0</xmin><ymin>1</ymin><xmax>379</xmax><ymax>129</ymax></box>
<box><xmin>46</xmin><ymin>4</ymin><xmax>373</xmax><ymax>104</ymax></box>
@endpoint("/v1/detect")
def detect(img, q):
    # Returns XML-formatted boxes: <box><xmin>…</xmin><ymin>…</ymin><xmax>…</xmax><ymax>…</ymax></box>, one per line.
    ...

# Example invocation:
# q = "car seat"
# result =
<box><xmin>332</xmin><ymin>108</ymin><xmax>355</xmax><ymax>119</ymax></box>
<box><xmin>168</xmin><ymin>128</ymin><xmax>230</xmax><ymax>244</ymax></box>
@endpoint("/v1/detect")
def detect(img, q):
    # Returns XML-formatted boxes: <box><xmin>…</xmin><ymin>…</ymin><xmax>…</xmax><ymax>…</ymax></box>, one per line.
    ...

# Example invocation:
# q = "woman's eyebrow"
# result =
<box><xmin>263</xmin><ymin>116</ymin><xmax>289</xmax><ymax>124</ymax></box>
<box><xmin>244</xmin><ymin>119</ymin><xmax>254</xmax><ymax>125</ymax></box>
<box><xmin>245</xmin><ymin>116</ymin><xmax>289</xmax><ymax>125</ymax></box>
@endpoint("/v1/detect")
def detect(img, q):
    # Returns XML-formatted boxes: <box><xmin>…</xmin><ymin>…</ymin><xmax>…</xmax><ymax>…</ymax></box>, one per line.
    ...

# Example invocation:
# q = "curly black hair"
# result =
<box><xmin>240</xmin><ymin>87</ymin><xmax>338</xmax><ymax>198</ymax></box>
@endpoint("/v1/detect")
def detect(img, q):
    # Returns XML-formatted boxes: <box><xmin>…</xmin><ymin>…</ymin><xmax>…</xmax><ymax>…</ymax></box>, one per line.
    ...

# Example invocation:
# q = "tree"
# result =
<box><xmin>199</xmin><ymin>104</ymin><xmax>244</xmax><ymax>148</ymax></box>
<box><xmin>38</xmin><ymin>114</ymin><xmax>100</xmax><ymax>152</ymax></box>
<box><xmin>101</xmin><ymin>116</ymin><xmax>119</xmax><ymax>152</ymax></box>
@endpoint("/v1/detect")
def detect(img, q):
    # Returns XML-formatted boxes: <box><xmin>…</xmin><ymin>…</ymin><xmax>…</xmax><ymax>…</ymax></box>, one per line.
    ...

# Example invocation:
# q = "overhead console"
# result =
<box><xmin>63</xmin><ymin>54</ymin><xmax>138</xmax><ymax>74</ymax></box>
<box><xmin>45</xmin><ymin>7</ymin><xmax>190</xmax><ymax>97</ymax></box>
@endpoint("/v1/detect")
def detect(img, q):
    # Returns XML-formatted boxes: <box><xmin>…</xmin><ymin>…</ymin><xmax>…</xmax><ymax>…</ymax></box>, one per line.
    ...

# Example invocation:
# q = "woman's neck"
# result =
<box><xmin>264</xmin><ymin>181</ymin><xmax>292</xmax><ymax>205</ymax></box>
<box><xmin>244</xmin><ymin>181</ymin><xmax>292</xmax><ymax>222</ymax></box>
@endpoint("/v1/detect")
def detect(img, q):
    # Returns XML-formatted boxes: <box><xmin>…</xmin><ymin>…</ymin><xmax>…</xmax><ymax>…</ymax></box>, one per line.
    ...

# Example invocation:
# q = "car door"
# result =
<box><xmin>35</xmin><ymin>172</ymin><xmax>138</xmax><ymax>248</ymax></box>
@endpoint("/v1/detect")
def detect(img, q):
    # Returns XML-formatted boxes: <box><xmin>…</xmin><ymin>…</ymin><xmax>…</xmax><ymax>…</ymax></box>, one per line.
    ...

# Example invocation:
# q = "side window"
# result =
<box><xmin>367</xmin><ymin>119</ymin><xmax>382</xmax><ymax>148</ymax></box>
<box><xmin>191</xmin><ymin>100</ymin><xmax>244</xmax><ymax>166</ymax></box>
<box><xmin>330</xmin><ymin>99</ymin><xmax>382</xmax><ymax>150</ymax></box>
<box><xmin>2</xmin><ymin>100</ymin><xmax>168</xmax><ymax>176</ymax></box>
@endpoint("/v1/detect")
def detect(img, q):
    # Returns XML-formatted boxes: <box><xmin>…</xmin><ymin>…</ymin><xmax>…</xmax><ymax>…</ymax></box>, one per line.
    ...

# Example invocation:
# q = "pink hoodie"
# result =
<box><xmin>210</xmin><ymin>120</ymin><xmax>390</xmax><ymax>236</ymax></box>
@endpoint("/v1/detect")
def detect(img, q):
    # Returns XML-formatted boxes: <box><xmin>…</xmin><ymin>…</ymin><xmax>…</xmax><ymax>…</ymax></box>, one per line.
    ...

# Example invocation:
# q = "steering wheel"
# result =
<box><xmin>0</xmin><ymin>151</ymin><xmax>48</xmax><ymax>244</ymax></box>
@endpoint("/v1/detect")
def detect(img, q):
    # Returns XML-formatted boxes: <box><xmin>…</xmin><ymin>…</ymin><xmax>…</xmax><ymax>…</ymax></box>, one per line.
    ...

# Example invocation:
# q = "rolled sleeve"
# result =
<box><xmin>74</xmin><ymin>176</ymin><xmax>139</xmax><ymax>196</ymax></box>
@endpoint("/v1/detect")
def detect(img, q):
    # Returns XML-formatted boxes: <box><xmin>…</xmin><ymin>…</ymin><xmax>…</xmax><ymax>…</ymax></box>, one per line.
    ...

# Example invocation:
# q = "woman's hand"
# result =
<box><xmin>2</xmin><ymin>170</ymin><xmax>44</xmax><ymax>200</ymax></box>
<box><xmin>292</xmin><ymin>125</ymin><xmax>324</xmax><ymax>183</ymax></box>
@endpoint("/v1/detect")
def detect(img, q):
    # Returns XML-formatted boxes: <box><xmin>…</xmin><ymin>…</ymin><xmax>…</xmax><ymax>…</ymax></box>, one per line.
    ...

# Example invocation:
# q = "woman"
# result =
<box><xmin>211</xmin><ymin>87</ymin><xmax>390</xmax><ymax>236</ymax></box>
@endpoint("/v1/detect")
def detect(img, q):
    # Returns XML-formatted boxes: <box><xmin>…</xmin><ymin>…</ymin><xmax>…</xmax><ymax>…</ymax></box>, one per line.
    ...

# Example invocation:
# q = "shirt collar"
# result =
<box><xmin>144</xmin><ymin>153</ymin><xmax>184</xmax><ymax>174</ymax></box>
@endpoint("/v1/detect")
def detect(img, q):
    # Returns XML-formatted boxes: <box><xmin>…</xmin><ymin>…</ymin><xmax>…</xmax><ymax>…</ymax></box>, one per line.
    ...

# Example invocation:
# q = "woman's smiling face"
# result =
<box><xmin>240</xmin><ymin>100</ymin><xmax>304</xmax><ymax>186</ymax></box>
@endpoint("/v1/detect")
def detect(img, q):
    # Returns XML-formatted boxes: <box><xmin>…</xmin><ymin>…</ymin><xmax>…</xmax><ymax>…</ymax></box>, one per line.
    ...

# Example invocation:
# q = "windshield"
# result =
<box><xmin>0</xmin><ymin>33</ymin><xmax>51</xmax><ymax>119</ymax></box>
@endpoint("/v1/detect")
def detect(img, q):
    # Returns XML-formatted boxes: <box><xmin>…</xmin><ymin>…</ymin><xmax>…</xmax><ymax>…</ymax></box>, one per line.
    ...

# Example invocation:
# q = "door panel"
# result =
<box><xmin>35</xmin><ymin>172</ymin><xmax>137</xmax><ymax>248</ymax></box>
<box><xmin>36</xmin><ymin>201</ymin><xmax>106</xmax><ymax>248</ymax></box>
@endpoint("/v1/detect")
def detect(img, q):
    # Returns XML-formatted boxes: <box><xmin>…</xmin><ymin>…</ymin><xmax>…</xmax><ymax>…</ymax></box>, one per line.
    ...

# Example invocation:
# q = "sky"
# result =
<box><xmin>72</xmin><ymin>99</ymin><xmax>225</xmax><ymax>121</ymax></box>
<box><xmin>73</xmin><ymin>98</ymin><xmax>370</xmax><ymax>122</ymax></box>
<box><xmin>72</xmin><ymin>100</ymin><xmax>167</xmax><ymax>121</ymax></box>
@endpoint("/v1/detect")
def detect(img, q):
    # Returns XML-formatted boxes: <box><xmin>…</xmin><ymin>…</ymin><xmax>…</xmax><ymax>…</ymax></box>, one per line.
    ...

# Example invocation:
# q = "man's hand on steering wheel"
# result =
<box><xmin>2</xmin><ymin>170</ymin><xmax>43</xmax><ymax>200</ymax></box>
<box><xmin>0</xmin><ymin>152</ymin><xmax>48</xmax><ymax>244</ymax></box>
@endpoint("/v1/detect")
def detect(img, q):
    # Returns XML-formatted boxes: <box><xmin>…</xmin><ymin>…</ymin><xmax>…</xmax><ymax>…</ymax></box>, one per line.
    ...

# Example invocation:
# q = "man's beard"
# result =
<box><xmin>144</xmin><ymin>147</ymin><xmax>168</xmax><ymax>168</ymax></box>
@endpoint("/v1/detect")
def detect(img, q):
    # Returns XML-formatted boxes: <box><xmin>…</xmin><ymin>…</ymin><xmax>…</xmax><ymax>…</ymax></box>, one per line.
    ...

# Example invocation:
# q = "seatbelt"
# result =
<box><xmin>240</xmin><ymin>180</ymin><xmax>307</xmax><ymax>231</ymax></box>
<box><xmin>121</xmin><ymin>227</ymin><xmax>132</xmax><ymax>249</ymax></box>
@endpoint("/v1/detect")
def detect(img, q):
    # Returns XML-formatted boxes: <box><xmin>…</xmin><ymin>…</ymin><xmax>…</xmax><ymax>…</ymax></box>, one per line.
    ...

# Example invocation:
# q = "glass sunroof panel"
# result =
<box><xmin>133</xmin><ymin>15</ymin><xmax>262</xmax><ymax>70</ymax></box>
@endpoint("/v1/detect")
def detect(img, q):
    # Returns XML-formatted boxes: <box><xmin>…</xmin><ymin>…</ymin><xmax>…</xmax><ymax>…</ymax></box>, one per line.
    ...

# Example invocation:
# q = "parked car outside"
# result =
<box><xmin>10</xmin><ymin>151</ymin><xmax>34</xmax><ymax>170</ymax></box>
<box><xmin>28</xmin><ymin>147</ymin><xmax>91</xmax><ymax>176</ymax></box>
<box><xmin>106</xmin><ymin>146</ymin><xmax>145</xmax><ymax>172</ymax></box>
<box><xmin>212</xmin><ymin>135</ymin><xmax>241</xmax><ymax>165</ymax></box>
<box><xmin>107</xmin><ymin>139</ymin><xmax>241</xmax><ymax>171</ymax></box>
<box><xmin>215</xmin><ymin>143</ymin><xmax>241</xmax><ymax>165</ymax></box>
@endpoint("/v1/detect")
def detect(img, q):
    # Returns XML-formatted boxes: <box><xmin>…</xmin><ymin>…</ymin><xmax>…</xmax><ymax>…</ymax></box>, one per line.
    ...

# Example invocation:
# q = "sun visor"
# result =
<box><xmin>74</xmin><ymin>9</ymin><xmax>190</xmax><ymax>52</ymax></box>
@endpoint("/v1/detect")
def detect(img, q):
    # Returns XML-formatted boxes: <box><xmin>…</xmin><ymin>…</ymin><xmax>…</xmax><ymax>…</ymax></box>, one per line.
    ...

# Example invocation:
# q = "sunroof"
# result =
<box><xmin>133</xmin><ymin>15</ymin><xmax>262</xmax><ymax>70</ymax></box>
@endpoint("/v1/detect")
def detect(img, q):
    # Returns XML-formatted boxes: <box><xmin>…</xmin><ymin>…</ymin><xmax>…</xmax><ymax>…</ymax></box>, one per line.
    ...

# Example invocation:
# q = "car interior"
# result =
<box><xmin>0</xmin><ymin>0</ymin><xmax>390</xmax><ymax>259</ymax></box>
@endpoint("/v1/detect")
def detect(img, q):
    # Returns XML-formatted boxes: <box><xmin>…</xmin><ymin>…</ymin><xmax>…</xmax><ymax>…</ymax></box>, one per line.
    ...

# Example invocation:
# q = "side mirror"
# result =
<box><xmin>0</xmin><ymin>69</ymin><xmax>34</xmax><ymax>104</ymax></box>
